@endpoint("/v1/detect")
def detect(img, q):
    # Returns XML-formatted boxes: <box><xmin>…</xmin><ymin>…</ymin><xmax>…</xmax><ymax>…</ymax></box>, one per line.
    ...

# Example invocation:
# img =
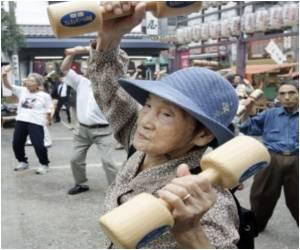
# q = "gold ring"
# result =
<box><xmin>182</xmin><ymin>193</ymin><xmax>191</xmax><ymax>201</ymax></box>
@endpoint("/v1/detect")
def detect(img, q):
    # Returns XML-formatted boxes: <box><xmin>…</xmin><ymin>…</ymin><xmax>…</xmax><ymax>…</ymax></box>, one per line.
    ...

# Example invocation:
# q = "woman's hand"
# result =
<box><xmin>96</xmin><ymin>1</ymin><xmax>145</xmax><ymax>51</ymax></box>
<box><xmin>1</xmin><ymin>65</ymin><xmax>13</xmax><ymax>90</ymax></box>
<box><xmin>1</xmin><ymin>65</ymin><xmax>11</xmax><ymax>76</ymax></box>
<box><xmin>157</xmin><ymin>164</ymin><xmax>216</xmax><ymax>247</ymax></box>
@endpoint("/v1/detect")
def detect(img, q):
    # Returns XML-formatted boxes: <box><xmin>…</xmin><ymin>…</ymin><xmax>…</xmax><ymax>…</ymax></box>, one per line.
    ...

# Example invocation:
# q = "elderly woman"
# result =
<box><xmin>88</xmin><ymin>2</ymin><xmax>240</xmax><ymax>248</ymax></box>
<box><xmin>1</xmin><ymin>67</ymin><xmax>52</xmax><ymax>174</ymax></box>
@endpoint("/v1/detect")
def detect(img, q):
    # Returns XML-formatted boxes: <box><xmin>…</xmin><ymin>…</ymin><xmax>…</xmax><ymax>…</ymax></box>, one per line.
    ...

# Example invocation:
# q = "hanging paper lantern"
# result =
<box><xmin>243</xmin><ymin>12</ymin><xmax>256</xmax><ymax>34</ymax></box>
<box><xmin>283</xmin><ymin>3</ymin><xmax>299</xmax><ymax>27</ymax></box>
<box><xmin>221</xmin><ymin>19</ymin><xmax>231</xmax><ymax>38</ymax></box>
<box><xmin>201</xmin><ymin>22</ymin><xmax>210</xmax><ymax>40</ymax></box>
<box><xmin>269</xmin><ymin>5</ymin><xmax>284</xmax><ymax>30</ymax></box>
<box><xmin>255</xmin><ymin>9</ymin><xmax>269</xmax><ymax>32</ymax></box>
<box><xmin>230</xmin><ymin>16</ymin><xmax>241</xmax><ymax>36</ymax></box>
<box><xmin>192</xmin><ymin>25</ymin><xmax>202</xmax><ymax>42</ymax></box>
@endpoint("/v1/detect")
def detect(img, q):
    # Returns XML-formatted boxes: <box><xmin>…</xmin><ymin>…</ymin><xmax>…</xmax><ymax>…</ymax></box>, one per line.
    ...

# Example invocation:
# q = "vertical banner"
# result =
<box><xmin>146</xmin><ymin>12</ymin><xmax>159</xmax><ymax>36</ymax></box>
<box><xmin>12</xmin><ymin>54</ymin><xmax>20</xmax><ymax>85</ymax></box>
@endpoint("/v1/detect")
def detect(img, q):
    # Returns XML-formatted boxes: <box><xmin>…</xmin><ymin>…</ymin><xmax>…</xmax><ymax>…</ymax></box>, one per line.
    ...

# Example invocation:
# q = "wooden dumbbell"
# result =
<box><xmin>99</xmin><ymin>135</ymin><xmax>270</xmax><ymax>248</ymax></box>
<box><xmin>237</xmin><ymin>89</ymin><xmax>264</xmax><ymax>116</ymax></box>
<box><xmin>47</xmin><ymin>1</ymin><xmax>202</xmax><ymax>38</ymax></box>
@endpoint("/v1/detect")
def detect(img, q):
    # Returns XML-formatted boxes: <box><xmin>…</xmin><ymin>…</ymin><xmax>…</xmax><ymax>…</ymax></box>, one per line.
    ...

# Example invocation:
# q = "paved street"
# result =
<box><xmin>1</xmin><ymin>122</ymin><xmax>299</xmax><ymax>249</ymax></box>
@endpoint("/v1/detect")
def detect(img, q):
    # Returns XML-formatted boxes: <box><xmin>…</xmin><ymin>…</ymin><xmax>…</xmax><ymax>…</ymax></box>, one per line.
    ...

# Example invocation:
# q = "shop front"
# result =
<box><xmin>17</xmin><ymin>24</ymin><xmax>169</xmax><ymax>79</ymax></box>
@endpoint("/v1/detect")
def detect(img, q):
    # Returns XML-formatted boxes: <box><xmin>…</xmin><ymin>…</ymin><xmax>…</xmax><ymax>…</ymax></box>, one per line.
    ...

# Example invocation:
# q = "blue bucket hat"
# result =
<box><xmin>119</xmin><ymin>67</ymin><xmax>239</xmax><ymax>145</ymax></box>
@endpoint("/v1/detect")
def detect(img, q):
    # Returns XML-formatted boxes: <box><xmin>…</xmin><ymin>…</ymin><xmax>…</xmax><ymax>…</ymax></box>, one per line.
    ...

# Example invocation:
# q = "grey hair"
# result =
<box><xmin>27</xmin><ymin>73</ymin><xmax>44</xmax><ymax>86</ymax></box>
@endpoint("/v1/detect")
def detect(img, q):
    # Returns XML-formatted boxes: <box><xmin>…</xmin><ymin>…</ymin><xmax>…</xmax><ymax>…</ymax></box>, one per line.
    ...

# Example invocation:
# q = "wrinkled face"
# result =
<box><xmin>277</xmin><ymin>84</ymin><xmax>299</xmax><ymax>109</ymax></box>
<box><xmin>133</xmin><ymin>94</ymin><xmax>198</xmax><ymax>156</ymax></box>
<box><xmin>25</xmin><ymin>76</ymin><xmax>40</xmax><ymax>93</ymax></box>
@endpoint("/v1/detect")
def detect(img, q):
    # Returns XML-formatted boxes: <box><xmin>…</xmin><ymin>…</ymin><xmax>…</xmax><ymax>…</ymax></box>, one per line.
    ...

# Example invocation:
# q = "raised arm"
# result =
<box><xmin>60</xmin><ymin>46</ymin><xmax>90</xmax><ymax>75</ymax></box>
<box><xmin>1</xmin><ymin>65</ymin><xmax>13</xmax><ymax>91</ymax></box>
<box><xmin>239</xmin><ymin>110</ymin><xmax>267</xmax><ymax>136</ymax></box>
<box><xmin>60</xmin><ymin>55</ymin><xmax>75</xmax><ymax>75</ymax></box>
<box><xmin>87</xmin><ymin>2</ymin><xmax>146</xmax><ymax>151</ymax></box>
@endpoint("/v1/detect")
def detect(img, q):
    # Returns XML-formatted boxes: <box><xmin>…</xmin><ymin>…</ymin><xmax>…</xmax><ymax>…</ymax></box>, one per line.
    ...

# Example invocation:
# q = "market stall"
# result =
<box><xmin>220</xmin><ymin>63</ymin><xmax>298</xmax><ymax>111</ymax></box>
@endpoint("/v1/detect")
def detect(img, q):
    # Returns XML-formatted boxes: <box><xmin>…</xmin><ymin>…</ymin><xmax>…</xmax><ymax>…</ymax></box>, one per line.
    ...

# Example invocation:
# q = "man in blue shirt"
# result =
<box><xmin>239</xmin><ymin>81</ymin><xmax>299</xmax><ymax>233</ymax></box>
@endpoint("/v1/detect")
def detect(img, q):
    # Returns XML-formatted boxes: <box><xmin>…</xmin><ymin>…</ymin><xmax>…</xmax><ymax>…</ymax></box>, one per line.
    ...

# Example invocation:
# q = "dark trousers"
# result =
<box><xmin>13</xmin><ymin>121</ymin><xmax>50</xmax><ymax>165</ymax></box>
<box><xmin>54</xmin><ymin>97</ymin><xmax>71</xmax><ymax>122</ymax></box>
<box><xmin>250</xmin><ymin>151</ymin><xmax>299</xmax><ymax>231</ymax></box>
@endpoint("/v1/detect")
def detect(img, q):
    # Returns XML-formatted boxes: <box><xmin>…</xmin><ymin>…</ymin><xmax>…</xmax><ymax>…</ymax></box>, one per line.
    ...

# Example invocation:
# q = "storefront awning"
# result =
<box><xmin>19</xmin><ymin>25</ymin><xmax>169</xmax><ymax>58</ymax></box>
<box><xmin>24</xmin><ymin>37</ymin><xmax>169</xmax><ymax>50</ymax></box>
<box><xmin>220</xmin><ymin>63</ymin><xmax>297</xmax><ymax>75</ymax></box>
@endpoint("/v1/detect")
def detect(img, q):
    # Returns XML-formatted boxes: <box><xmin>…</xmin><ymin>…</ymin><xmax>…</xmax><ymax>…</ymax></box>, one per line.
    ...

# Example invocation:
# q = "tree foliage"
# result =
<box><xmin>1</xmin><ymin>1</ymin><xmax>25</xmax><ymax>57</ymax></box>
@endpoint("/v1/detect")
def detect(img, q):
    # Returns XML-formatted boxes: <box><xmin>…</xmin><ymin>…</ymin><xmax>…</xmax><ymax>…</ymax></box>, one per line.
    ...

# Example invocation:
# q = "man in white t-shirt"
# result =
<box><xmin>1</xmin><ymin>67</ymin><xmax>52</xmax><ymax>175</ymax></box>
<box><xmin>60</xmin><ymin>46</ymin><xmax>123</xmax><ymax>195</ymax></box>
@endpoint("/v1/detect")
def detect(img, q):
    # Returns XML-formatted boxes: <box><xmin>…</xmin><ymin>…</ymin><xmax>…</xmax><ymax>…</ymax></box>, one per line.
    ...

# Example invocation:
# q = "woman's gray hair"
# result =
<box><xmin>27</xmin><ymin>73</ymin><xmax>44</xmax><ymax>86</ymax></box>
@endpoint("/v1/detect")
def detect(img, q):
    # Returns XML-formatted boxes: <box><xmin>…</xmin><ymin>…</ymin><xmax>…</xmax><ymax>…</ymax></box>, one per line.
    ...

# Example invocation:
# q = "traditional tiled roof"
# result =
<box><xmin>20</xmin><ymin>25</ymin><xmax>57</xmax><ymax>37</ymax></box>
<box><xmin>19</xmin><ymin>24</ymin><xmax>144</xmax><ymax>39</ymax></box>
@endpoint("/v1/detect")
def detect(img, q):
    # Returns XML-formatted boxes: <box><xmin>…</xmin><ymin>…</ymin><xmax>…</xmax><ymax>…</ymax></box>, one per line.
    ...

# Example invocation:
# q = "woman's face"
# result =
<box><xmin>25</xmin><ymin>76</ymin><xmax>40</xmax><ymax>93</ymax></box>
<box><xmin>133</xmin><ymin>94</ymin><xmax>198</xmax><ymax>157</ymax></box>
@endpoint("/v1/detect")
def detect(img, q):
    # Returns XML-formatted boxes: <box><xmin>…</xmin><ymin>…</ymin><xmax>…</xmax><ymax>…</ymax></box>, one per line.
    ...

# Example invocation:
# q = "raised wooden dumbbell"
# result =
<box><xmin>47</xmin><ymin>1</ymin><xmax>202</xmax><ymax>38</ymax></box>
<box><xmin>237</xmin><ymin>89</ymin><xmax>264</xmax><ymax>116</ymax></box>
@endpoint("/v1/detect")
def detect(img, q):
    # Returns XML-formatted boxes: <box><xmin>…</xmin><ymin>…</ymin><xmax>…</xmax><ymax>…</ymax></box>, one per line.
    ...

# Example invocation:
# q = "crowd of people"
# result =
<box><xmin>1</xmin><ymin>1</ymin><xmax>298</xmax><ymax>248</ymax></box>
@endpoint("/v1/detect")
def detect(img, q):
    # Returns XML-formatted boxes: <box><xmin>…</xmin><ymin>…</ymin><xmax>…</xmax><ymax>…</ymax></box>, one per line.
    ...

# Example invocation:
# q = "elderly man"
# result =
<box><xmin>239</xmin><ymin>81</ymin><xmax>299</xmax><ymax>233</ymax></box>
<box><xmin>60</xmin><ymin>46</ymin><xmax>122</xmax><ymax>195</ymax></box>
